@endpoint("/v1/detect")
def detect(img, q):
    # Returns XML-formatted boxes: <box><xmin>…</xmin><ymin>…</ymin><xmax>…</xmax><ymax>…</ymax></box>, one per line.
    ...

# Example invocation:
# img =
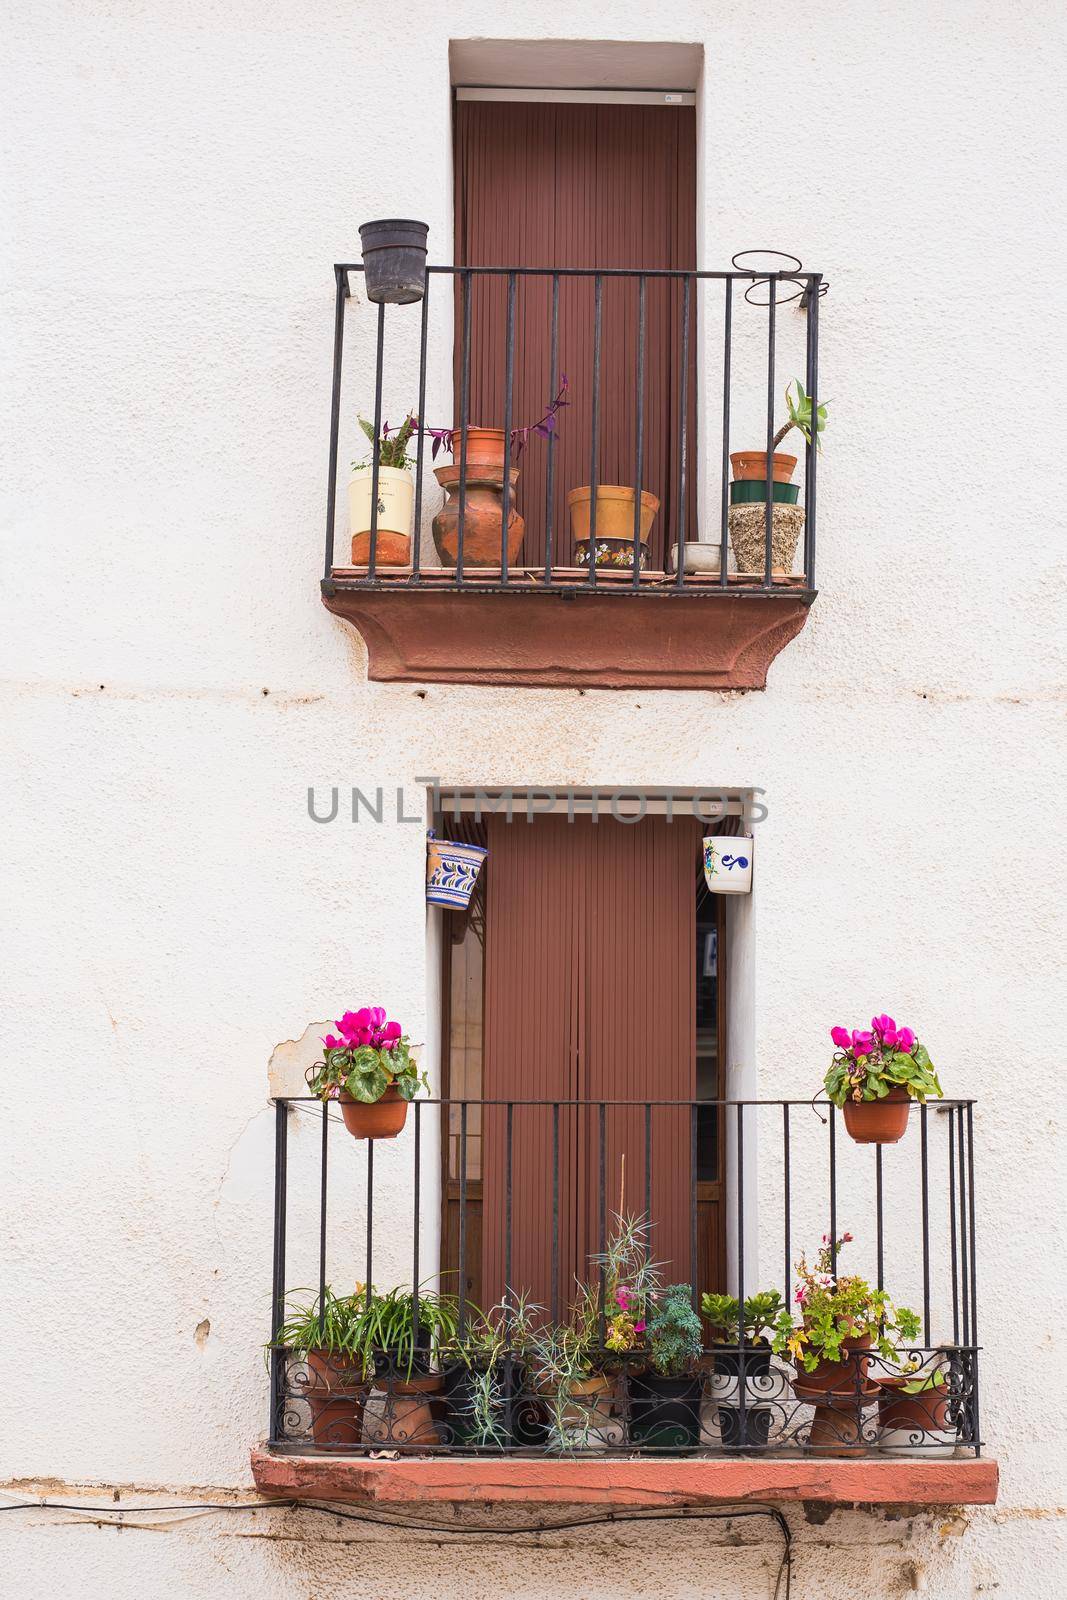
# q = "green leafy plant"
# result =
<box><xmin>771</xmin><ymin>1235</ymin><xmax>921</xmax><ymax>1373</ymax></box>
<box><xmin>306</xmin><ymin>1007</ymin><xmax>428</xmax><ymax>1107</ymax></box>
<box><xmin>771</xmin><ymin>378</ymin><xmax>828</xmax><ymax>451</ymax></box>
<box><xmin>700</xmin><ymin>1290</ymin><xmax>785</xmax><ymax>1346</ymax></box>
<box><xmin>270</xmin><ymin>1285</ymin><xmax>368</xmax><ymax>1364</ymax></box>
<box><xmin>352</xmin><ymin>413</ymin><xmax>417</xmax><ymax>472</ymax></box>
<box><xmin>646</xmin><ymin>1284</ymin><xmax>703</xmax><ymax>1378</ymax></box>
<box><xmin>824</xmin><ymin>1015</ymin><xmax>942</xmax><ymax>1109</ymax></box>
<box><xmin>350</xmin><ymin>1285</ymin><xmax>460</xmax><ymax>1378</ymax></box>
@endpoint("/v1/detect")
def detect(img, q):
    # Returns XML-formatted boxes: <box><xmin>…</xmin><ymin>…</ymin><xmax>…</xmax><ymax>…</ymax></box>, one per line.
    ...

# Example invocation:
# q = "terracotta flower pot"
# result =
<box><xmin>730</xmin><ymin>450</ymin><xmax>798</xmax><ymax>483</ymax></box>
<box><xmin>362</xmin><ymin>1373</ymin><xmax>441</xmax><ymax>1448</ymax></box>
<box><xmin>797</xmin><ymin>1383</ymin><xmax>880</xmax><ymax>1456</ymax></box>
<box><xmin>339</xmin><ymin>1085</ymin><xmax>408</xmax><ymax>1140</ymax></box>
<box><xmin>304</xmin><ymin>1349</ymin><xmax>369</xmax><ymax>1448</ymax></box>
<box><xmin>877</xmin><ymin>1377</ymin><xmax>951</xmax><ymax>1435</ymax></box>
<box><xmin>432</xmin><ymin>464</ymin><xmax>525</xmax><ymax>567</ymax></box>
<box><xmin>452</xmin><ymin>427</ymin><xmax>508</xmax><ymax>469</ymax></box>
<box><xmin>567</xmin><ymin>486</ymin><xmax>660</xmax><ymax>548</ymax></box>
<box><xmin>842</xmin><ymin>1087</ymin><xmax>912</xmax><ymax>1145</ymax></box>
<box><xmin>350</xmin><ymin>530</ymin><xmax>411</xmax><ymax>566</ymax></box>
<box><xmin>795</xmin><ymin>1335</ymin><xmax>873</xmax><ymax>1393</ymax></box>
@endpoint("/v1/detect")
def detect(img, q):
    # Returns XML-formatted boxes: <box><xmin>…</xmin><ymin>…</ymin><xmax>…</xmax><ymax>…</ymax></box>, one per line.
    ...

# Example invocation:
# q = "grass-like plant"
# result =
<box><xmin>353</xmin><ymin>1284</ymin><xmax>460</xmax><ymax>1377</ymax></box>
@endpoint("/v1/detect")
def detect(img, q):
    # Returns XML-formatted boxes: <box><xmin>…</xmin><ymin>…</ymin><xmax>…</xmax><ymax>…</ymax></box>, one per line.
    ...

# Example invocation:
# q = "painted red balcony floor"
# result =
<box><xmin>251</xmin><ymin>1447</ymin><xmax>998</xmax><ymax>1508</ymax></box>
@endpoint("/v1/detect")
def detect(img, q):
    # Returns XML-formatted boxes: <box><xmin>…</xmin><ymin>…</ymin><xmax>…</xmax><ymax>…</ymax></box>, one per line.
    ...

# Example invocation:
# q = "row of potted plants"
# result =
<box><xmin>274</xmin><ymin>1223</ymin><xmax>957</xmax><ymax>1457</ymax></box>
<box><xmin>346</xmin><ymin>379</ymin><xmax>827</xmax><ymax>577</ymax></box>
<box><xmin>307</xmin><ymin>1005</ymin><xmax>942</xmax><ymax>1150</ymax></box>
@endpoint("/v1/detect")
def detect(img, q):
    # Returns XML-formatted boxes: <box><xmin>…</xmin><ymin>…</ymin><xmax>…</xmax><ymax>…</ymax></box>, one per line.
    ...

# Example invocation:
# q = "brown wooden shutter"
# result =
<box><xmin>481</xmin><ymin>814</ymin><xmax>699</xmax><ymax>1311</ymax></box>
<box><xmin>453</xmin><ymin>101</ymin><xmax>698</xmax><ymax>571</ymax></box>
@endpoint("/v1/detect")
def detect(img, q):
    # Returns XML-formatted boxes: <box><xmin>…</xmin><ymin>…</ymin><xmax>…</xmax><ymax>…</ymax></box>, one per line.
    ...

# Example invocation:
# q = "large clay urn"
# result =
<box><xmin>432</xmin><ymin>463</ymin><xmax>525</xmax><ymax>568</ymax></box>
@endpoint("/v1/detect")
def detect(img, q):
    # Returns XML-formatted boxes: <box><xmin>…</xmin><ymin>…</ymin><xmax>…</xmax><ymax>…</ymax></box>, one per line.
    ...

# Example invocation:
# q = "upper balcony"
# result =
<box><xmin>319</xmin><ymin>235</ymin><xmax>825</xmax><ymax>689</ymax></box>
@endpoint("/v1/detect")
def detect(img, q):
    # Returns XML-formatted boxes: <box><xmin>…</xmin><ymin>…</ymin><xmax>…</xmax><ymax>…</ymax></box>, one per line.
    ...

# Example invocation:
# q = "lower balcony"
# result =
<box><xmin>253</xmin><ymin>1095</ymin><xmax>996</xmax><ymax>1507</ymax></box>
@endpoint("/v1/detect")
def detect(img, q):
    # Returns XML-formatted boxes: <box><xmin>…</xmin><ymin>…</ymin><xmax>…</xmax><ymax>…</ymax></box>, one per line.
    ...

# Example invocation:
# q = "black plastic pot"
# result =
<box><xmin>628</xmin><ymin>1373</ymin><xmax>702</xmax><ymax>1448</ymax></box>
<box><xmin>717</xmin><ymin>1404</ymin><xmax>772</xmax><ymax>1450</ymax></box>
<box><xmin>711</xmin><ymin>1341</ymin><xmax>773</xmax><ymax>1379</ymax></box>
<box><xmin>441</xmin><ymin>1359</ymin><xmax>533</xmax><ymax>1447</ymax></box>
<box><xmin>371</xmin><ymin>1326</ymin><xmax>432</xmax><ymax>1380</ymax></box>
<box><xmin>359</xmin><ymin>219</ymin><xmax>429</xmax><ymax>305</ymax></box>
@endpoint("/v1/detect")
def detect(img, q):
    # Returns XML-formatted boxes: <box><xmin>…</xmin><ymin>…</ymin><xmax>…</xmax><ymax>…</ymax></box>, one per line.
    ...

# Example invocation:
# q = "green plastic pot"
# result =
<box><xmin>729</xmin><ymin>479</ymin><xmax>800</xmax><ymax>506</ymax></box>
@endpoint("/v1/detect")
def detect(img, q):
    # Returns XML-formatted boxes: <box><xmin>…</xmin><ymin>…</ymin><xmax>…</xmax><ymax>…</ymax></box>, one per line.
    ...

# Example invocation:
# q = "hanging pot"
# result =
<box><xmin>842</xmin><ymin>1086</ymin><xmax>912</xmax><ymax>1145</ymax></box>
<box><xmin>702</xmin><ymin>836</ymin><xmax>753</xmax><ymax>895</ymax></box>
<box><xmin>358</xmin><ymin>219</ymin><xmax>429</xmax><ymax>305</ymax></box>
<box><xmin>338</xmin><ymin>1084</ymin><xmax>408</xmax><ymax>1140</ymax></box>
<box><xmin>426</xmin><ymin>829</ymin><xmax>488</xmax><ymax>909</ymax></box>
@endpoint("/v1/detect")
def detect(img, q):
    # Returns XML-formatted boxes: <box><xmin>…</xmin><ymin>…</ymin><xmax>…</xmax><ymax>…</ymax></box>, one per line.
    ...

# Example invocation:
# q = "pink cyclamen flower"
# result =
<box><xmin>634</xmin><ymin>1321</ymin><xmax>647</xmax><ymax>1335</ymax></box>
<box><xmin>896</xmin><ymin>1027</ymin><xmax>915</xmax><ymax>1054</ymax></box>
<box><xmin>830</xmin><ymin>1026</ymin><xmax>852</xmax><ymax>1049</ymax></box>
<box><xmin>336</xmin><ymin>1009</ymin><xmax>372</xmax><ymax>1044</ymax></box>
<box><xmin>321</xmin><ymin>1035</ymin><xmax>346</xmax><ymax>1052</ymax></box>
<box><xmin>851</xmin><ymin>1030</ymin><xmax>875</xmax><ymax>1056</ymax></box>
<box><xmin>871</xmin><ymin>1014</ymin><xmax>896</xmax><ymax>1039</ymax></box>
<box><xmin>377</xmin><ymin>1019</ymin><xmax>402</xmax><ymax>1048</ymax></box>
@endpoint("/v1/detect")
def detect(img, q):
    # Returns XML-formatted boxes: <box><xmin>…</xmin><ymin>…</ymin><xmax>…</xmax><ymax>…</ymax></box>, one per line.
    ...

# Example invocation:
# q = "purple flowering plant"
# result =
<box><xmin>823</xmin><ymin>1014</ymin><xmax>942</xmax><ymax>1109</ymax></box>
<box><xmin>307</xmin><ymin>1006</ymin><xmax>427</xmax><ymax>1106</ymax></box>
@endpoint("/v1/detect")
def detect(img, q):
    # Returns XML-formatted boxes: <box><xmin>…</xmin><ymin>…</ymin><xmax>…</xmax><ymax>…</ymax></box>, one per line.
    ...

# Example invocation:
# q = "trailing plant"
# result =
<box><xmin>425</xmin><ymin>377</ymin><xmax>570</xmax><ymax>460</ymax></box>
<box><xmin>270</xmin><ymin>1285</ymin><xmax>368</xmax><ymax>1364</ymax></box>
<box><xmin>770</xmin><ymin>378</ymin><xmax>828</xmax><ymax>451</ymax></box>
<box><xmin>771</xmin><ymin>1235</ymin><xmax>921</xmax><ymax>1373</ymax></box>
<box><xmin>646</xmin><ymin>1284</ymin><xmax>703</xmax><ymax>1378</ymax></box>
<box><xmin>352</xmin><ymin>413</ymin><xmax>417</xmax><ymax>471</ymax></box>
<box><xmin>307</xmin><ymin>1006</ymin><xmax>428</xmax><ymax>1107</ymax></box>
<box><xmin>824</xmin><ymin>1013</ymin><xmax>942</xmax><ymax>1109</ymax></box>
<box><xmin>700</xmin><ymin>1290</ymin><xmax>785</xmax><ymax>1346</ymax></box>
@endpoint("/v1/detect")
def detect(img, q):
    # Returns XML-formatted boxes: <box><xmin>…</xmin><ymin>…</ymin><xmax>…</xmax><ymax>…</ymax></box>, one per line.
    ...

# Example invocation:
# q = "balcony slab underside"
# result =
<box><xmin>251</xmin><ymin>1447</ymin><xmax>998</xmax><ymax>1508</ymax></box>
<box><xmin>322</xmin><ymin>572</ymin><xmax>815</xmax><ymax>690</ymax></box>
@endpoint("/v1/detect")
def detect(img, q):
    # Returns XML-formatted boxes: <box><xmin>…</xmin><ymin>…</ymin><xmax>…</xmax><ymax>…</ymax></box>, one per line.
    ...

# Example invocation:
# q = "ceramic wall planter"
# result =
<box><xmin>348</xmin><ymin>466</ymin><xmax>414</xmax><ymax>565</ymax></box>
<box><xmin>358</xmin><ymin>218</ymin><xmax>429</xmax><ymax>305</ymax></box>
<box><xmin>728</xmin><ymin>502</ymin><xmax>805</xmax><ymax>576</ymax></box>
<box><xmin>338</xmin><ymin>1085</ymin><xmax>408</xmax><ymax>1140</ymax></box>
<box><xmin>432</xmin><ymin>464</ymin><xmax>525</xmax><ymax>567</ymax></box>
<box><xmin>702</xmin><ymin>836</ymin><xmax>753</xmax><ymax>894</ymax></box>
<box><xmin>426</xmin><ymin>830</ymin><xmax>488</xmax><ymax>909</ymax></box>
<box><xmin>842</xmin><ymin>1086</ymin><xmax>912</xmax><ymax>1145</ymax></box>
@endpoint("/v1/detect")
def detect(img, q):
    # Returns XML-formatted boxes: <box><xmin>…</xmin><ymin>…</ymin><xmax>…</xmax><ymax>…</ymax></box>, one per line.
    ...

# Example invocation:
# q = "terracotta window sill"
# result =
<box><xmin>321</xmin><ymin>572</ymin><xmax>816</xmax><ymax>690</ymax></box>
<box><xmin>251</xmin><ymin>1446</ymin><xmax>998</xmax><ymax>1508</ymax></box>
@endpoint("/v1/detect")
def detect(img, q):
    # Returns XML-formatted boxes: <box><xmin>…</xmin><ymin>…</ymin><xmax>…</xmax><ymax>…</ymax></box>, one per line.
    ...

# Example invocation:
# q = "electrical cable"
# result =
<box><xmin>0</xmin><ymin>1492</ymin><xmax>791</xmax><ymax>1597</ymax></box>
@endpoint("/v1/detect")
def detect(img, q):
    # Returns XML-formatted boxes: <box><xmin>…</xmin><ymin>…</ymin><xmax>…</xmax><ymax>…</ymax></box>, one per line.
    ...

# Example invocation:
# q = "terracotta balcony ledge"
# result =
<box><xmin>251</xmin><ymin>1446</ymin><xmax>998</xmax><ymax>1509</ymax></box>
<box><xmin>321</xmin><ymin>568</ymin><xmax>815</xmax><ymax>690</ymax></box>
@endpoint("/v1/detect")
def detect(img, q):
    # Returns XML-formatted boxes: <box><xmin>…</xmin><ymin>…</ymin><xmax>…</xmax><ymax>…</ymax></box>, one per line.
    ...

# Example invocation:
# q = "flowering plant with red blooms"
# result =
<box><xmin>307</xmin><ymin>1007</ymin><xmax>427</xmax><ymax>1107</ymax></box>
<box><xmin>823</xmin><ymin>1013</ymin><xmax>942</xmax><ymax>1109</ymax></box>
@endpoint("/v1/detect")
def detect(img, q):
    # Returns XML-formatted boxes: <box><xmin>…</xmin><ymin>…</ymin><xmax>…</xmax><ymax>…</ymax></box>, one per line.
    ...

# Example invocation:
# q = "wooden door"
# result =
<box><xmin>453</xmin><ymin>101</ymin><xmax>698</xmax><ymax>570</ymax></box>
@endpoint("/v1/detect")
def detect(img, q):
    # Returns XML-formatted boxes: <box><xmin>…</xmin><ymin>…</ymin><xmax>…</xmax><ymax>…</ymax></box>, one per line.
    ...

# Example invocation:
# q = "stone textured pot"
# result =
<box><xmin>728</xmin><ymin>503</ymin><xmax>805</xmax><ymax>576</ymax></box>
<box><xmin>730</xmin><ymin>450</ymin><xmax>797</xmax><ymax>483</ymax></box>
<box><xmin>432</xmin><ymin>464</ymin><xmax>524</xmax><ymax>567</ymax></box>
<box><xmin>339</xmin><ymin>1085</ymin><xmax>408</xmax><ymax>1140</ymax></box>
<box><xmin>842</xmin><ymin>1087</ymin><xmax>911</xmax><ymax>1145</ymax></box>
<box><xmin>426</xmin><ymin>830</ymin><xmax>488</xmax><ymax>909</ymax></box>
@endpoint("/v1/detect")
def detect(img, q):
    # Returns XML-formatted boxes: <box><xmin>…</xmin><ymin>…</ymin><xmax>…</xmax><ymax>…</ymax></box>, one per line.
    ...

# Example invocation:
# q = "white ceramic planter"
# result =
<box><xmin>348</xmin><ymin>465</ymin><xmax>414</xmax><ymax>542</ymax></box>
<box><xmin>670</xmin><ymin>541</ymin><xmax>721</xmax><ymax>576</ymax></box>
<box><xmin>426</xmin><ymin>830</ymin><xmax>488</xmax><ymax>910</ymax></box>
<box><xmin>702</xmin><ymin>835</ymin><xmax>753</xmax><ymax>894</ymax></box>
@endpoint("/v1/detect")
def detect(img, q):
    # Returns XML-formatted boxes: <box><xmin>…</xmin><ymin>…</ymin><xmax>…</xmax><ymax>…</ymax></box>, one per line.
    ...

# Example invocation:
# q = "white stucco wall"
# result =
<box><xmin>2</xmin><ymin>2</ymin><xmax>1066</xmax><ymax>1596</ymax></box>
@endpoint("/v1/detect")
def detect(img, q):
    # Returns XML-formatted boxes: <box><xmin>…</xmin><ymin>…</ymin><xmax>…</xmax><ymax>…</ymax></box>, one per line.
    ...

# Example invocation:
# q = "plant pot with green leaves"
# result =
<box><xmin>348</xmin><ymin>413</ymin><xmax>417</xmax><ymax>566</ymax></box>
<box><xmin>728</xmin><ymin>379</ymin><xmax>827</xmax><ymax>576</ymax></box>
<box><xmin>440</xmin><ymin>1294</ymin><xmax>543</xmax><ymax>1449</ymax></box>
<box><xmin>307</xmin><ymin>1006</ymin><xmax>428</xmax><ymax>1140</ymax></box>
<box><xmin>627</xmin><ymin>1284</ymin><xmax>704</xmax><ymax>1448</ymax></box>
<box><xmin>825</xmin><ymin>1014</ymin><xmax>943</xmax><ymax>1145</ymax></box>
<box><xmin>271</xmin><ymin>1287</ymin><xmax>371</xmax><ymax>1448</ymax></box>
<box><xmin>700</xmin><ymin>1289</ymin><xmax>784</xmax><ymax>1449</ymax></box>
<box><xmin>355</xmin><ymin>1286</ymin><xmax>459</xmax><ymax>1449</ymax></box>
<box><xmin>773</xmin><ymin>1235</ymin><xmax>921</xmax><ymax>1456</ymax></box>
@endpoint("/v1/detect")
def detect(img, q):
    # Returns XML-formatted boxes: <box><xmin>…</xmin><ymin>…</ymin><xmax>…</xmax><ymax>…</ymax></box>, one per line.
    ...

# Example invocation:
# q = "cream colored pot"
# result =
<box><xmin>348</xmin><ymin>466</ymin><xmax>414</xmax><ymax>542</ymax></box>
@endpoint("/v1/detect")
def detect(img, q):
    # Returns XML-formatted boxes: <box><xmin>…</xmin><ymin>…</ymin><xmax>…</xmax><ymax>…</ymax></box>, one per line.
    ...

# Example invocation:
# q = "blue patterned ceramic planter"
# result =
<box><xmin>702</xmin><ymin>836</ymin><xmax>753</xmax><ymax>895</ymax></box>
<box><xmin>426</xmin><ymin>830</ymin><xmax>488</xmax><ymax>909</ymax></box>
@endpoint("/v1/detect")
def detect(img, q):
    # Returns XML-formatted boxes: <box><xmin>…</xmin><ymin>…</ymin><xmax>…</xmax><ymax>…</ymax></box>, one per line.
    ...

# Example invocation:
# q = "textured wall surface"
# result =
<box><xmin>2</xmin><ymin>1</ymin><xmax>1066</xmax><ymax>1596</ymax></box>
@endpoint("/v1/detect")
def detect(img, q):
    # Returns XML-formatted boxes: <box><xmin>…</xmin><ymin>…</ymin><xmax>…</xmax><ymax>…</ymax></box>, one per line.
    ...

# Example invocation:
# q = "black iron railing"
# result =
<box><xmin>323</xmin><ymin>255</ymin><xmax>823</xmax><ymax>596</ymax></box>
<box><xmin>266</xmin><ymin>1097</ymin><xmax>981</xmax><ymax>1459</ymax></box>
